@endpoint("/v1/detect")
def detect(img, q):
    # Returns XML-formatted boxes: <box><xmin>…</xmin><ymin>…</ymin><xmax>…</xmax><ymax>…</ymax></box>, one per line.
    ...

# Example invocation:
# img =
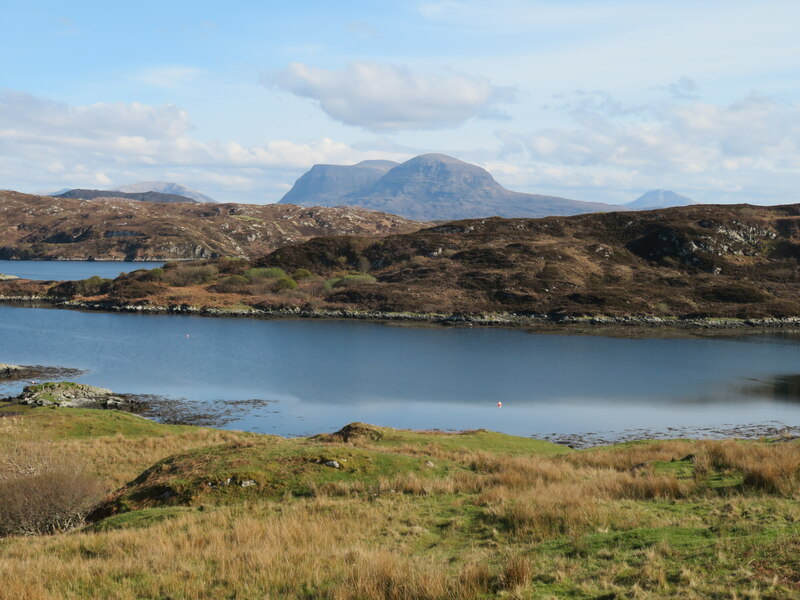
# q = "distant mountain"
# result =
<box><xmin>280</xmin><ymin>153</ymin><xmax>615</xmax><ymax>220</ymax></box>
<box><xmin>280</xmin><ymin>160</ymin><xmax>398</xmax><ymax>206</ymax></box>
<box><xmin>53</xmin><ymin>189</ymin><xmax>199</xmax><ymax>204</ymax></box>
<box><xmin>114</xmin><ymin>181</ymin><xmax>216</xmax><ymax>203</ymax></box>
<box><xmin>628</xmin><ymin>189</ymin><xmax>696</xmax><ymax>210</ymax></box>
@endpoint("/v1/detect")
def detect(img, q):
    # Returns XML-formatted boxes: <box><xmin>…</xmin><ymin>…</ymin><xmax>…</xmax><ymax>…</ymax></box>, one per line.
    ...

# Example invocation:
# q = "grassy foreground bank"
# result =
<box><xmin>1</xmin><ymin>403</ymin><xmax>799</xmax><ymax>599</ymax></box>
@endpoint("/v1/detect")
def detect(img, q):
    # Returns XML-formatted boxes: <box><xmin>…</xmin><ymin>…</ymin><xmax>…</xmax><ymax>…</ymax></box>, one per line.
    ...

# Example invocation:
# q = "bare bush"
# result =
<box><xmin>0</xmin><ymin>470</ymin><xmax>104</xmax><ymax>536</ymax></box>
<box><xmin>0</xmin><ymin>424</ymin><xmax>104</xmax><ymax>536</ymax></box>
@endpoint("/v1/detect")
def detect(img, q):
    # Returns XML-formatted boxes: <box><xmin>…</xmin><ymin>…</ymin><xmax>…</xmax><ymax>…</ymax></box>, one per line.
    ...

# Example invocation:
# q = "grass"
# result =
<box><xmin>1</xmin><ymin>408</ymin><xmax>799</xmax><ymax>599</ymax></box>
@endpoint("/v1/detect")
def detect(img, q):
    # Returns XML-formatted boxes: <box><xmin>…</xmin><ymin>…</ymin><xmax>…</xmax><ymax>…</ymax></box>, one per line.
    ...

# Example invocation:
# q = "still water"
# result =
<box><xmin>0</xmin><ymin>260</ymin><xmax>163</xmax><ymax>281</ymax></box>
<box><xmin>2</xmin><ymin>303</ymin><xmax>799</xmax><ymax>438</ymax></box>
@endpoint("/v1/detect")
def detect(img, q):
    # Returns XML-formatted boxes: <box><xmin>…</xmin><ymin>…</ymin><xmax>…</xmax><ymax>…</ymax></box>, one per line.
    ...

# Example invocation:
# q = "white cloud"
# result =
<box><xmin>0</xmin><ymin>90</ymin><xmax>414</xmax><ymax>202</ymax></box>
<box><xmin>0</xmin><ymin>90</ymin><xmax>191</xmax><ymax>139</ymax></box>
<box><xmin>263</xmin><ymin>61</ymin><xmax>515</xmax><ymax>131</ymax></box>
<box><xmin>494</xmin><ymin>89</ymin><xmax>800</xmax><ymax>202</ymax></box>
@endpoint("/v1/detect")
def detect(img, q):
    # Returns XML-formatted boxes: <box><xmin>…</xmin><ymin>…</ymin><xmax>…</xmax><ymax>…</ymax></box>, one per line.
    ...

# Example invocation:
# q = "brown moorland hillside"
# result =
<box><xmin>251</xmin><ymin>202</ymin><xmax>800</xmax><ymax>319</ymax></box>
<box><xmin>3</xmin><ymin>203</ymin><xmax>800</xmax><ymax>322</ymax></box>
<box><xmin>0</xmin><ymin>191</ymin><xmax>422</xmax><ymax>261</ymax></box>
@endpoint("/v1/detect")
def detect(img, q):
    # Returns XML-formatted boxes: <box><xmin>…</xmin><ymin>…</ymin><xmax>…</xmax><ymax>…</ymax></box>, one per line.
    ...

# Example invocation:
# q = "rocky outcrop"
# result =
<box><xmin>0</xmin><ymin>363</ymin><xmax>85</xmax><ymax>382</ymax></box>
<box><xmin>0</xmin><ymin>363</ymin><xmax>24</xmax><ymax>378</ymax></box>
<box><xmin>12</xmin><ymin>382</ymin><xmax>142</xmax><ymax>411</ymax></box>
<box><xmin>0</xmin><ymin>190</ymin><xmax>423</xmax><ymax>261</ymax></box>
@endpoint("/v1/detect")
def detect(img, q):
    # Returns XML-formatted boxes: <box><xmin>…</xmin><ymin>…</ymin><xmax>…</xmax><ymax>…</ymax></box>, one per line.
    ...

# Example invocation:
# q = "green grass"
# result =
<box><xmin>4</xmin><ymin>406</ymin><xmax>196</xmax><ymax>439</ymax></box>
<box><xmin>86</xmin><ymin>506</ymin><xmax>192</xmax><ymax>532</ymax></box>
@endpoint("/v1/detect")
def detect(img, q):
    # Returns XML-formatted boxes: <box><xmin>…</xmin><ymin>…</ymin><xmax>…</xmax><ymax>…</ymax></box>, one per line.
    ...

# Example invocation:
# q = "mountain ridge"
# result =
<box><xmin>113</xmin><ymin>181</ymin><xmax>217</xmax><ymax>203</ymax></box>
<box><xmin>54</xmin><ymin>189</ymin><xmax>200</xmax><ymax>204</ymax></box>
<box><xmin>280</xmin><ymin>153</ymin><xmax>617</xmax><ymax>220</ymax></box>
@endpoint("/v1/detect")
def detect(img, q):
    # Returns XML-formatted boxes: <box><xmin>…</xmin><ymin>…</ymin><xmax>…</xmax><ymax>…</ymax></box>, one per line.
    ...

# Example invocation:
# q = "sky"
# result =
<box><xmin>1</xmin><ymin>0</ymin><xmax>799</xmax><ymax>205</ymax></box>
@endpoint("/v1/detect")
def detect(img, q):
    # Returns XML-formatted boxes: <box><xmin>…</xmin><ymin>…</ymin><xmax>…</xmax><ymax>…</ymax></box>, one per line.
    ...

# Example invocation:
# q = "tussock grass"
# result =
<box><xmin>699</xmin><ymin>440</ymin><xmax>800</xmax><ymax>495</ymax></box>
<box><xmin>2</xmin><ymin>409</ymin><xmax>800</xmax><ymax>598</ymax></box>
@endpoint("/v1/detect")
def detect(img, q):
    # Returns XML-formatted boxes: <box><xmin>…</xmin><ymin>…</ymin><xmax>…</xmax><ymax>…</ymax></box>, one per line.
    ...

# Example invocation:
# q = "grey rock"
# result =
<box><xmin>240</xmin><ymin>479</ymin><xmax>257</xmax><ymax>487</ymax></box>
<box><xmin>323</xmin><ymin>460</ymin><xmax>342</xmax><ymax>469</ymax></box>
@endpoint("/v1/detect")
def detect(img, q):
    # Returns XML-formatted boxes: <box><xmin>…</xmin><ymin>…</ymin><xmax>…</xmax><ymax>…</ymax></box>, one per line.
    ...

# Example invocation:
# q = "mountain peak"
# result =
<box><xmin>280</xmin><ymin>153</ymin><xmax>615</xmax><ymax>221</ymax></box>
<box><xmin>628</xmin><ymin>190</ymin><xmax>696</xmax><ymax>209</ymax></box>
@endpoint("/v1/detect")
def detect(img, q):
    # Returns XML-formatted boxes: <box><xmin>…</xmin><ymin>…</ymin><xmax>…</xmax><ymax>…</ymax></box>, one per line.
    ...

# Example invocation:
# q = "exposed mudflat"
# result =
<box><xmin>543</xmin><ymin>421</ymin><xmax>800</xmax><ymax>449</ymax></box>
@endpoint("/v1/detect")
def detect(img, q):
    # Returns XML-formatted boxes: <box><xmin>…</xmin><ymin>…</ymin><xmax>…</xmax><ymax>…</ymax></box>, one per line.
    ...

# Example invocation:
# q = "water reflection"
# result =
<box><xmin>2</xmin><ymin>303</ymin><xmax>800</xmax><ymax>437</ymax></box>
<box><xmin>740</xmin><ymin>375</ymin><xmax>800</xmax><ymax>402</ymax></box>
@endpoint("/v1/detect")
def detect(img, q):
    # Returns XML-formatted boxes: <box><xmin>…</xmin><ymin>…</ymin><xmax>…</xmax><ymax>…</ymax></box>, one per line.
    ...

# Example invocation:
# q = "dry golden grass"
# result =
<box><xmin>564</xmin><ymin>440</ymin><xmax>698</xmax><ymax>470</ymax></box>
<box><xmin>2</xmin><ymin>410</ymin><xmax>800</xmax><ymax>599</ymax></box>
<box><xmin>699</xmin><ymin>440</ymin><xmax>800</xmax><ymax>495</ymax></box>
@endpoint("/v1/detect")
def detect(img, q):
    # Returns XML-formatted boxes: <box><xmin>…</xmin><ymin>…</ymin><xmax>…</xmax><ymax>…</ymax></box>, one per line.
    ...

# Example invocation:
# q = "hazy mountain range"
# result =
<box><xmin>54</xmin><ymin>189</ymin><xmax>201</xmax><ymax>204</ymax></box>
<box><xmin>113</xmin><ymin>181</ymin><xmax>217</xmax><ymax>203</ymax></box>
<box><xmin>279</xmin><ymin>153</ymin><xmax>616</xmax><ymax>221</ymax></box>
<box><xmin>50</xmin><ymin>182</ymin><xmax>216</xmax><ymax>204</ymax></box>
<box><xmin>627</xmin><ymin>189</ymin><xmax>696</xmax><ymax>210</ymax></box>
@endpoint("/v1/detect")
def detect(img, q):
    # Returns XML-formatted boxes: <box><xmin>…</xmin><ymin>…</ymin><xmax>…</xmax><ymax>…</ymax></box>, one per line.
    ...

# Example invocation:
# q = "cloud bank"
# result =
<box><xmin>0</xmin><ymin>90</ymin><xmax>412</xmax><ymax>200</ymax></box>
<box><xmin>495</xmin><ymin>89</ymin><xmax>800</xmax><ymax>201</ymax></box>
<box><xmin>264</xmin><ymin>61</ymin><xmax>514</xmax><ymax>131</ymax></box>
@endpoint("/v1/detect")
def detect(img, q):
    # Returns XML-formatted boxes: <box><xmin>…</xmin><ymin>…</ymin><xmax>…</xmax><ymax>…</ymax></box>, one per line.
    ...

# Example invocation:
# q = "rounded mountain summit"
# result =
<box><xmin>279</xmin><ymin>153</ymin><xmax>616</xmax><ymax>221</ymax></box>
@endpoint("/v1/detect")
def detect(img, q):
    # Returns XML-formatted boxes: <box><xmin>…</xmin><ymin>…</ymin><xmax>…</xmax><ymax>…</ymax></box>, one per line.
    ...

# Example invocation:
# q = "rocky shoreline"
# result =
<box><xmin>542</xmin><ymin>422</ymin><xmax>800</xmax><ymax>449</ymax></box>
<box><xmin>7</xmin><ymin>381</ymin><xmax>145</xmax><ymax>412</ymax></box>
<box><xmin>3</xmin><ymin>294</ymin><xmax>800</xmax><ymax>334</ymax></box>
<box><xmin>0</xmin><ymin>362</ymin><xmax>85</xmax><ymax>383</ymax></box>
<box><xmin>4</xmin><ymin>380</ymin><xmax>799</xmax><ymax>446</ymax></box>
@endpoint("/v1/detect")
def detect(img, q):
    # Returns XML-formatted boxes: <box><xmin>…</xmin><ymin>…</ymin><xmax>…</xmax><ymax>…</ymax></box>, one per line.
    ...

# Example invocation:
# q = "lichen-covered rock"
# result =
<box><xmin>13</xmin><ymin>382</ymin><xmax>140</xmax><ymax>411</ymax></box>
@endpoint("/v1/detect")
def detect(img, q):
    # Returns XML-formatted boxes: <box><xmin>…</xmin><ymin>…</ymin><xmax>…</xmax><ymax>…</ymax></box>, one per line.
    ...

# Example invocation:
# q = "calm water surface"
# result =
<box><xmin>0</xmin><ymin>260</ymin><xmax>163</xmax><ymax>281</ymax></box>
<box><xmin>2</xmin><ymin>303</ymin><xmax>799</xmax><ymax>438</ymax></box>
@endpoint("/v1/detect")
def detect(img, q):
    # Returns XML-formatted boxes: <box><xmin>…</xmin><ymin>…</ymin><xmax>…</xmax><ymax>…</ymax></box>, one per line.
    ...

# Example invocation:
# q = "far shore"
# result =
<box><xmin>3</xmin><ymin>293</ymin><xmax>800</xmax><ymax>340</ymax></box>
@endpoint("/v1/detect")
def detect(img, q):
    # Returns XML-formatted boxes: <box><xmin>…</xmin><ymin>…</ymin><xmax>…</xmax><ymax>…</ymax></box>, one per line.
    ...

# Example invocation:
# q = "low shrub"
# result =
<box><xmin>48</xmin><ymin>275</ymin><xmax>113</xmax><ymax>298</ymax></box>
<box><xmin>272</xmin><ymin>276</ymin><xmax>298</xmax><ymax>291</ymax></box>
<box><xmin>324</xmin><ymin>274</ymin><xmax>377</xmax><ymax>291</ymax></box>
<box><xmin>245</xmin><ymin>267</ymin><xmax>286</xmax><ymax>281</ymax></box>
<box><xmin>210</xmin><ymin>275</ymin><xmax>249</xmax><ymax>293</ymax></box>
<box><xmin>163</xmin><ymin>265</ymin><xmax>218</xmax><ymax>287</ymax></box>
<box><xmin>292</xmin><ymin>268</ymin><xmax>313</xmax><ymax>280</ymax></box>
<box><xmin>142</xmin><ymin>267</ymin><xmax>164</xmax><ymax>281</ymax></box>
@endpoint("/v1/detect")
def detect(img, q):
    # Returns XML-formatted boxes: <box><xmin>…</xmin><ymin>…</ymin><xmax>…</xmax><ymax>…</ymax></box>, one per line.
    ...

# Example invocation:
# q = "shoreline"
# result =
<box><xmin>2</xmin><ymin>294</ymin><xmax>800</xmax><ymax>337</ymax></box>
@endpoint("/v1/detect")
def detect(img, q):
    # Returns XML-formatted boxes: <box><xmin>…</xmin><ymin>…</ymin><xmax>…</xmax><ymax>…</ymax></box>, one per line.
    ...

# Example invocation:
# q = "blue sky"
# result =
<box><xmin>1</xmin><ymin>0</ymin><xmax>799</xmax><ymax>204</ymax></box>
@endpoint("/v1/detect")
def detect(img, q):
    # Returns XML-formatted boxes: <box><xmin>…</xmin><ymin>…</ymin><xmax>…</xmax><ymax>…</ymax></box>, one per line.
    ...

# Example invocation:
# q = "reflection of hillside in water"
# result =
<box><xmin>742</xmin><ymin>375</ymin><xmax>800</xmax><ymax>402</ymax></box>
